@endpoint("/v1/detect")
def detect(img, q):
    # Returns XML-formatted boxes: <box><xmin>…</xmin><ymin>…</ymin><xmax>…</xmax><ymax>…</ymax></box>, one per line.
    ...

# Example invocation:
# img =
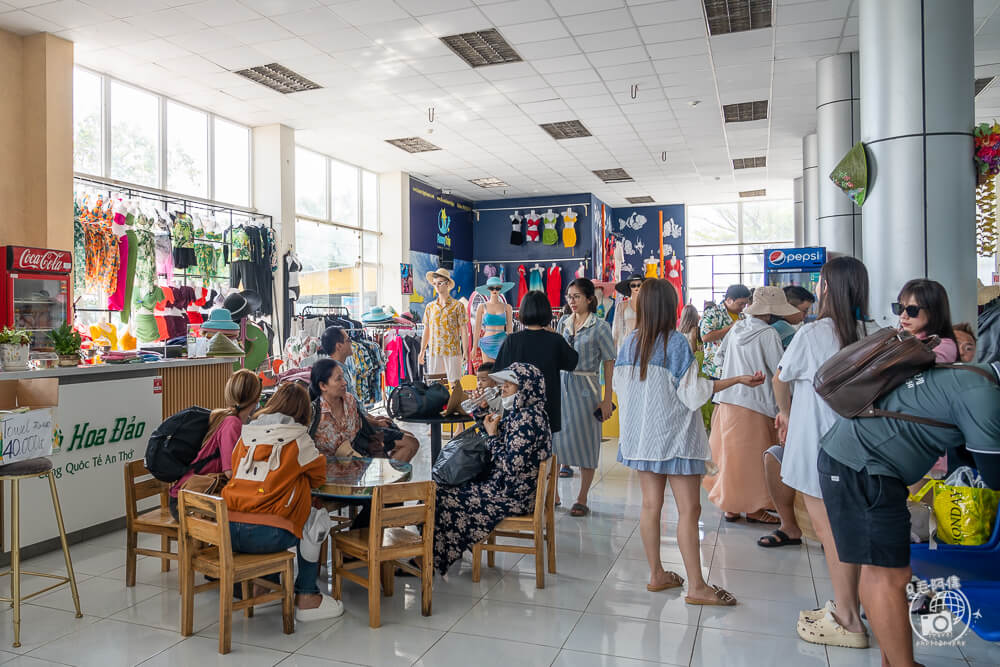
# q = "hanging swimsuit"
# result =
<box><xmin>644</xmin><ymin>257</ymin><xmax>659</xmax><ymax>278</ymax></box>
<box><xmin>546</xmin><ymin>265</ymin><xmax>562</xmax><ymax>308</ymax></box>
<box><xmin>517</xmin><ymin>264</ymin><xmax>528</xmax><ymax>302</ymax></box>
<box><xmin>510</xmin><ymin>213</ymin><xmax>524</xmax><ymax>245</ymax></box>
<box><xmin>525</xmin><ymin>213</ymin><xmax>541</xmax><ymax>242</ymax></box>
<box><xmin>478</xmin><ymin>311</ymin><xmax>508</xmax><ymax>359</ymax></box>
<box><xmin>562</xmin><ymin>211</ymin><xmax>578</xmax><ymax>247</ymax></box>
<box><xmin>529</xmin><ymin>266</ymin><xmax>545</xmax><ymax>291</ymax></box>
<box><xmin>542</xmin><ymin>212</ymin><xmax>558</xmax><ymax>245</ymax></box>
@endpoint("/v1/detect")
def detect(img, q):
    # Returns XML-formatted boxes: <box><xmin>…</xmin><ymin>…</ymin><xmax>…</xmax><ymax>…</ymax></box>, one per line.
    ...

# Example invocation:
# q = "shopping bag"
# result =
<box><xmin>432</xmin><ymin>425</ymin><xmax>491</xmax><ymax>486</ymax></box>
<box><xmin>913</xmin><ymin>468</ymin><xmax>1000</xmax><ymax>546</ymax></box>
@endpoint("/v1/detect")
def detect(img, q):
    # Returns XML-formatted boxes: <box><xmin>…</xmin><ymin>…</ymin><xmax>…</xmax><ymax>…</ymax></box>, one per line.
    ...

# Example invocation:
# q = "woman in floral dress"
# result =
<box><xmin>433</xmin><ymin>363</ymin><xmax>552</xmax><ymax>575</ymax></box>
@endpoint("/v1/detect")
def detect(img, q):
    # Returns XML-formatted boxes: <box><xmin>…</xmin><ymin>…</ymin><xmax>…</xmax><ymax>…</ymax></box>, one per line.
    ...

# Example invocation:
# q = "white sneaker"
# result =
<box><xmin>295</xmin><ymin>595</ymin><xmax>345</xmax><ymax>622</ymax></box>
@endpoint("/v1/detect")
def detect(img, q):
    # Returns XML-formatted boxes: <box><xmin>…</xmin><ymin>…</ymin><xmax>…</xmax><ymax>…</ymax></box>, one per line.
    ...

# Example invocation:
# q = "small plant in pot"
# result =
<box><xmin>48</xmin><ymin>324</ymin><xmax>82</xmax><ymax>367</ymax></box>
<box><xmin>0</xmin><ymin>327</ymin><xmax>33</xmax><ymax>371</ymax></box>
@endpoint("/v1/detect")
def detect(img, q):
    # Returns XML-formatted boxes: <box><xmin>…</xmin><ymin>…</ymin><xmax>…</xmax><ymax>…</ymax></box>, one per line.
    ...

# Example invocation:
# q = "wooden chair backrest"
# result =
<box><xmin>530</xmin><ymin>458</ymin><xmax>551</xmax><ymax>521</ymax></box>
<box><xmin>124</xmin><ymin>459</ymin><xmax>168</xmax><ymax>521</ymax></box>
<box><xmin>177</xmin><ymin>490</ymin><xmax>232</xmax><ymax>558</ymax></box>
<box><xmin>543</xmin><ymin>453</ymin><xmax>557</xmax><ymax>513</ymax></box>
<box><xmin>369</xmin><ymin>481</ymin><xmax>436</xmax><ymax>544</ymax></box>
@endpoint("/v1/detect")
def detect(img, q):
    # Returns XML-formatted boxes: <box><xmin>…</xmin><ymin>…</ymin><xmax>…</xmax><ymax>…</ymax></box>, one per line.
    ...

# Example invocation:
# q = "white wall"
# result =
<box><xmin>378</xmin><ymin>171</ymin><xmax>410</xmax><ymax>314</ymax></box>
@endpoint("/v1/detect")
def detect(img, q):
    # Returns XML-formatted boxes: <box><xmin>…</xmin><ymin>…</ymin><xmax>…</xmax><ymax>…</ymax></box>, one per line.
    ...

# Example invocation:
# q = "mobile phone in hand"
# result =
<box><xmin>593</xmin><ymin>403</ymin><xmax>617</xmax><ymax>422</ymax></box>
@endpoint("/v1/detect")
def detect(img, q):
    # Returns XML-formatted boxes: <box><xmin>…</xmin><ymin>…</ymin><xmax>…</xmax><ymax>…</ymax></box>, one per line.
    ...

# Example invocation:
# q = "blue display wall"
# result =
<box><xmin>608</xmin><ymin>204</ymin><xmax>686</xmax><ymax>283</ymax></box>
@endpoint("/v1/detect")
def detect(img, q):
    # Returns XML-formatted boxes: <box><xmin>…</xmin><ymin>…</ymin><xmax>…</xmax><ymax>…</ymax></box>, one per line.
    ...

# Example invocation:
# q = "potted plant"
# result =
<box><xmin>0</xmin><ymin>327</ymin><xmax>32</xmax><ymax>371</ymax></box>
<box><xmin>48</xmin><ymin>323</ymin><xmax>82</xmax><ymax>367</ymax></box>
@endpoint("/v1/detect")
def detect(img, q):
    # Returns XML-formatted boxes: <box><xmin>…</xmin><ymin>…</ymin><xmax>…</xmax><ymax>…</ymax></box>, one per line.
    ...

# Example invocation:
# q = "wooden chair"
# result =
<box><xmin>331</xmin><ymin>481</ymin><xmax>436</xmax><ymax>628</ymax></box>
<box><xmin>177</xmin><ymin>490</ymin><xmax>294</xmax><ymax>655</ymax></box>
<box><xmin>472</xmin><ymin>456</ymin><xmax>556</xmax><ymax>588</ymax></box>
<box><xmin>123</xmin><ymin>460</ymin><xmax>179</xmax><ymax>587</ymax></box>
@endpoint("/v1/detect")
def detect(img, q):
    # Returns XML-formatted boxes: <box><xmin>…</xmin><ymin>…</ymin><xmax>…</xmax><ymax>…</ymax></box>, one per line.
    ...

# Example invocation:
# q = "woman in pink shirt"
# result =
<box><xmin>168</xmin><ymin>369</ymin><xmax>262</xmax><ymax>519</ymax></box>
<box><xmin>893</xmin><ymin>279</ymin><xmax>958</xmax><ymax>363</ymax></box>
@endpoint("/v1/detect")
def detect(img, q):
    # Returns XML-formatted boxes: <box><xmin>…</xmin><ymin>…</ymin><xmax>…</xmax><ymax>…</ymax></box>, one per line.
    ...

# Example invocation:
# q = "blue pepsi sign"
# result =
<box><xmin>764</xmin><ymin>247</ymin><xmax>826</xmax><ymax>271</ymax></box>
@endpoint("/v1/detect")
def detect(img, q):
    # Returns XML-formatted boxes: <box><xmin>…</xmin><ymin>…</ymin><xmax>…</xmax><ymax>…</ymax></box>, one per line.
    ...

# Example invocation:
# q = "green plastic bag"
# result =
<box><xmin>915</xmin><ymin>470</ymin><xmax>1000</xmax><ymax>546</ymax></box>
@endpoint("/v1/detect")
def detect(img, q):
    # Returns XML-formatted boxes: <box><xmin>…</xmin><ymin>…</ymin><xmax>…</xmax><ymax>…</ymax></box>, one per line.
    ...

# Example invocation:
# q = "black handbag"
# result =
<box><xmin>432</xmin><ymin>425</ymin><xmax>492</xmax><ymax>486</ymax></box>
<box><xmin>387</xmin><ymin>381</ymin><xmax>450</xmax><ymax>419</ymax></box>
<box><xmin>352</xmin><ymin>402</ymin><xmax>404</xmax><ymax>457</ymax></box>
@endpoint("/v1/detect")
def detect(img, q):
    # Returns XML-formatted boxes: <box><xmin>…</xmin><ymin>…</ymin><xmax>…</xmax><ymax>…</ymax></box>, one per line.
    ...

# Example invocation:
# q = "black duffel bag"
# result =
<box><xmin>432</xmin><ymin>425</ymin><xmax>492</xmax><ymax>486</ymax></box>
<box><xmin>387</xmin><ymin>381</ymin><xmax>450</xmax><ymax>419</ymax></box>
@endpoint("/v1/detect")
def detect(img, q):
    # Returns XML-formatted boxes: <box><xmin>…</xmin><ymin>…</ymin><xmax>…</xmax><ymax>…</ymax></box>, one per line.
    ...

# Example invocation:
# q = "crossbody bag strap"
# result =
<box><xmin>935</xmin><ymin>363</ymin><xmax>1000</xmax><ymax>385</ymax></box>
<box><xmin>868</xmin><ymin>408</ymin><xmax>955</xmax><ymax>429</ymax></box>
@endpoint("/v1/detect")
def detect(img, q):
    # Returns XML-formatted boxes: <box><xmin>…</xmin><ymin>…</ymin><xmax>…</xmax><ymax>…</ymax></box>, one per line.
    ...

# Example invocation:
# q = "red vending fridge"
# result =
<box><xmin>0</xmin><ymin>246</ymin><xmax>73</xmax><ymax>349</ymax></box>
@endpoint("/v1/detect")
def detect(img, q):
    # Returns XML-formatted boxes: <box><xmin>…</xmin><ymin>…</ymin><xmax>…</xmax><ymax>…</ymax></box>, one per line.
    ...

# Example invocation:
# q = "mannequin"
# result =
<box><xmin>418</xmin><ymin>268</ymin><xmax>468</xmax><ymax>383</ymax></box>
<box><xmin>473</xmin><ymin>277</ymin><xmax>514</xmax><ymax>363</ymax></box>
<box><xmin>542</xmin><ymin>209</ymin><xmax>558</xmax><ymax>245</ymax></box>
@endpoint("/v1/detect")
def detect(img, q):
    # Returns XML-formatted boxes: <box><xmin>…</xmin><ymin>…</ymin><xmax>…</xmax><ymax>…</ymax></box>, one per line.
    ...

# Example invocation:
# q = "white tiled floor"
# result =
<box><xmin>1</xmin><ymin>437</ymin><xmax>994</xmax><ymax>666</ymax></box>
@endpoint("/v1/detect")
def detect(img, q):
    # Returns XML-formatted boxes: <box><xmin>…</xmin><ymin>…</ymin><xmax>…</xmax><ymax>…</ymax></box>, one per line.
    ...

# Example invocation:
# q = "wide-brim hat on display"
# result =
<box><xmin>206</xmin><ymin>332</ymin><xmax>245</xmax><ymax>356</ymax></box>
<box><xmin>223</xmin><ymin>290</ymin><xmax>262</xmax><ymax>321</ymax></box>
<box><xmin>201</xmin><ymin>308</ymin><xmax>240</xmax><ymax>331</ymax></box>
<box><xmin>615</xmin><ymin>273</ymin><xmax>646</xmax><ymax>297</ymax></box>
<box><xmin>475</xmin><ymin>276</ymin><xmax>515</xmax><ymax>297</ymax></box>
<box><xmin>425</xmin><ymin>268</ymin><xmax>455</xmax><ymax>290</ymax></box>
<box><xmin>361</xmin><ymin>306</ymin><xmax>394</xmax><ymax>323</ymax></box>
<box><xmin>744</xmin><ymin>285</ymin><xmax>800</xmax><ymax>318</ymax></box>
<box><xmin>488</xmin><ymin>369</ymin><xmax>519</xmax><ymax>386</ymax></box>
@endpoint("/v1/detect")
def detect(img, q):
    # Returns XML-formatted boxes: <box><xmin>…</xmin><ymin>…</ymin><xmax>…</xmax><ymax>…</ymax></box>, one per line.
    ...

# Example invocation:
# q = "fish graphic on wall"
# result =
<box><xmin>623</xmin><ymin>239</ymin><xmax>635</xmax><ymax>256</ymax></box>
<box><xmin>663</xmin><ymin>217</ymin><xmax>682</xmax><ymax>239</ymax></box>
<box><xmin>619</xmin><ymin>213</ymin><xmax>647</xmax><ymax>231</ymax></box>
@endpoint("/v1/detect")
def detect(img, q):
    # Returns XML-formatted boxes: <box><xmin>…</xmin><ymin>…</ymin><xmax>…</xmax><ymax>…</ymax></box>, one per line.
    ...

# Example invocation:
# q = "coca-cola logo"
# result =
<box><xmin>14</xmin><ymin>248</ymin><xmax>71</xmax><ymax>273</ymax></box>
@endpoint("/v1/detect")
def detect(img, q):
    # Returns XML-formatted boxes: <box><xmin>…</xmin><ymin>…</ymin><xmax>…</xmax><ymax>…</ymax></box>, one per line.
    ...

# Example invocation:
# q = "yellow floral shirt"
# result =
<box><xmin>425</xmin><ymin>297</ymin><xmax>465</xmax><ymax>357</ymax></box>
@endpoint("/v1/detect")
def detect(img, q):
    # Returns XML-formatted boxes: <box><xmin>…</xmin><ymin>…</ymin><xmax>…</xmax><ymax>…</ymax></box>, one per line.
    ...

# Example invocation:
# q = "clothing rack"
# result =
<box><xmin>474</xmin><ymin>256</ymin><xmax>590</xmax><ymax>267</ymax></box>
<box><xmin>474</xmin><ymin>202</ymin><xmax>591</xmax><ymax>220</ymax></box>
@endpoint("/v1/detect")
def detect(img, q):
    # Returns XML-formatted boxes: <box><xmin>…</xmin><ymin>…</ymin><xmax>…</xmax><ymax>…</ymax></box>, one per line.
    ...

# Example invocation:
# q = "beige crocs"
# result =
<box><xmin>799</xmin><ymin>599</ymin><xmax>835</xmax><ymax>623</ymax></box>
<box><xmin>796</xmin><ymin>609</ymin><xmax>869</xmax><ymax>649</ymax></box>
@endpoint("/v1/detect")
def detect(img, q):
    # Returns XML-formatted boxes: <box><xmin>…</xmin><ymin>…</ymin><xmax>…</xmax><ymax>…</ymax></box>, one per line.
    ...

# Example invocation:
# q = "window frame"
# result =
<box><xmin>74</xmin><ymin>65</ymin><xmax>253</xmax><ymax>209</ymax></box>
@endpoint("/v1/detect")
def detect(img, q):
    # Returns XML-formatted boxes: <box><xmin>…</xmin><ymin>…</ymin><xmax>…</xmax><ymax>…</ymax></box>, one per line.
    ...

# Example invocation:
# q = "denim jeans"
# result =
<box><xmin>229</xmin><ymin>522</ymin><xmax>320</xmax><ymax>595</ymax></box>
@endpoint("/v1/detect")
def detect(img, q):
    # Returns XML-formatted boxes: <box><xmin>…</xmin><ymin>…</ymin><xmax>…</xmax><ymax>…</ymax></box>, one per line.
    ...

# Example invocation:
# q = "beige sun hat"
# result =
<box><xmin>744</xmin><ymin>285</ymin><xmax>800</xmax><ymax>317</ymax></box>
<box><xmin>425</xmin><ymin>267</ymin><xmax>455</xmax><ymax>290</ymax></box>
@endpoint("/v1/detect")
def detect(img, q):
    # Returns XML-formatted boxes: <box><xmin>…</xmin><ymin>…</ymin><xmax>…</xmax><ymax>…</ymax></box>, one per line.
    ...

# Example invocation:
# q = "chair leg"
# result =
<box><xmin>281</xmin><ymin>561</ymin><xmax>294</xmax><ymax>635</ymax></box>
<box><xmin>180</xmin><ymin>558</ymin><xmax>195</xmax><ymax>637</ymax></box>
<box><xmin>161</xmin><ymin>535</ymin><xmax>171</xmax><ymax>572</ymax></box>
<box><xmin>546</xmin><ymin>506</ymin><xmax>557</xmax><ymax>575</ymax></box>
<box><xmin>218</xmin><ymin>570</ymin><xmax>233</xmax><ymax>654</ymax></box>
<box><xmin>381</xmin><ymin>561</ymin><xmax>395</xmax><ymax>598</ymax></box>
<box><xmin>242</xmin><ymin>581</ymin><xmax>253</xmax><ymax>618</ymax></box>
<box><xmin>367</xmin><ymin>559</ymin><xmax>382</xmax><ymax>628</ymax></box>
<box><xmin>471</xmin><ymin>542</ymin><xmax>482</xmax><ymax>583</ymax></box>
<box><xmin>534</xmin><ymin>525</ymin><xmax>545</xmax><ymax>590</ymax></box>
<box><xmin>486</xmin><ymin>533</ymin><xmax>496</xmax><ymax>569</ymax></box>
<box><xmin>47</xmin><ymin>473</ymin><xmax>82</xmax><ymax>618</ymax></box>
<box><xmin>419</xmin><ymin>556</ymin><xmax>432</xmax><ymax>617</ymax></box>
<box><xmin>10</xmin><ymin>479</ymin><xmax>20</xmax><ymax>648</ymax></box>
<box><xmin>332</xmin><ymin>541</ymin><xmax>343</xmax><ymax>601</ymax></box>
<box><xmin>125</xmin><ymin>527</ymin><xmax>138</xmax><ymax>587</ymax></box>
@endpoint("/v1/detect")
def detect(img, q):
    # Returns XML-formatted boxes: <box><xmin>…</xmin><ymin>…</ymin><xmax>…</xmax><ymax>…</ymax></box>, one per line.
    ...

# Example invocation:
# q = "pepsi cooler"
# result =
<box><xmin>764</xmin><ymin>247</ymin><xmax>826</xmax><ymax>304</ymax></box>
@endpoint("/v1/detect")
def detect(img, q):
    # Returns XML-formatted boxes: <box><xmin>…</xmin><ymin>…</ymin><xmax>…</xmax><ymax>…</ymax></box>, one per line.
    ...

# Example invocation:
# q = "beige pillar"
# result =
<box><xmin>378</xmin><ymin>171</ymin><xmax>410</xmax><ymax>315</ymax></box>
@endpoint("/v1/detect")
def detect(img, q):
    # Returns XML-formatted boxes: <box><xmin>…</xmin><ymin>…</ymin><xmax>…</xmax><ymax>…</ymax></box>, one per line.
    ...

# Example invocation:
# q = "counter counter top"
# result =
<box><xmin>0</xmin><ymin>356</ymin><xmax>240</xmax><ymax>381</ymax></box>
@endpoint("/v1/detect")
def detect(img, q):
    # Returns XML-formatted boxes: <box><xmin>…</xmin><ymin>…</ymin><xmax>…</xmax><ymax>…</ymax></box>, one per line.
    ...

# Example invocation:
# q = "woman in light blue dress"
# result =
<box><xmin>553</xmin><ymin>278</ymin><xmax>615</xmax><ymax>516</ymax></box>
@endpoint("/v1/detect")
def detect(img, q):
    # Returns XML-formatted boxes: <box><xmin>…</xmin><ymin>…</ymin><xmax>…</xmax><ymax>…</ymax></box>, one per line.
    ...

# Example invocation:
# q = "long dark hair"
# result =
<box><xmin>634</xmin><ymin>279</ymin><xmax>678</xmax><ymax>381</ymax></box>
<box><xmin>255</xmin><ymin>382</ymin><xmax>312</xmax><ymax>426</ymax></box>
<box><xmin>897</xmin><ymin>279</ymin><xmax>956</xmax><ymax>342</ymax></box>
<box><xmin>817</xmin><ymin>256</ymin><xmax>870</xmax><ymax>348</ymax></box>
<box><xmin>568</xmin><ymin>278</ymin><xmax>598</xmax><ymax>313</ymax></box>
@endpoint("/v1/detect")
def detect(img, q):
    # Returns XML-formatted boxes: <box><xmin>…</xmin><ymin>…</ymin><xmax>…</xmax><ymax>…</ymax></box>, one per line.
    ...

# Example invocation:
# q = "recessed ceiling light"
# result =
<box><xmin>688</xmin><ymin>100</ymin><xmax>701</xmax><ymax>107</ymax></box>
<box><xmin>593</xmin><ymin>168</ymin><xmax>634</xmax><ymax>183</ymax></box>
<box><xmin>733</xmin><ymin>156</ymin><xmax>767</xmax><ymax>169</ymax></box>
<box><xmin>703</xmin><ymin>0</ymin><xmax>773</xmax><ymax>36</ymax></box>
<box><xmin>385</xmin><ymin>137</ymin><xmax>442</xmax><ymax>153</ymax></box>
<box><xmin>440</xmin><ymin>29</ymin><xmax>522</xmax><ymax>68</ymax></box>
<box><xmin>539</xmin><ymin>120</ymin><xmax>592</xmax><ymax>140</ymax></box>
<box><xmin>469</xmin><ymin>177</ymin><xmax>509</xmax><ymax>188</ymax></box>
<box><xmin>233</xmin><ymin>63</ymin><xmax>321</xmax><ymax>94</ymax></box>
<box><xmin>739</xmin><ymin>188</ymin><xmax>766</xmax><ymax>198</ymax></box>
<box><xmin>723</xmin><ymin>100</ymin><xmax>768</xmax><ymax>122</ymax></box>
<box><xmin>626</xmin><ymin>196</ymin><xmax>655</xmax><ymax>204</ymax></box>
<box><xmin>976</xmin><ymin>76</ymin><xmax>996</xmax><ymax>96</ymax></box>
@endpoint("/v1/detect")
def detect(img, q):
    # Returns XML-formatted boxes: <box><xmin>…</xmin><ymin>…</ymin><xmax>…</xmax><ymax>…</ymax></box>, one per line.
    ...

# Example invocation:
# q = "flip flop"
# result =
<box><xmin>570</xmin><ymin>503</ymin><xmax>590</xmax><ymax>517</ymax></box>
<box><xmin>559</xmin><ymin>466</ymin><xmax>574</xmax><ymax>478</ymax></box>
<box><xmin>685</xmin><ymin>585</ymin><xmax>737</xmax><ymax>607</ymax></box>
<box><xmin>724</xmin><ymin>513</ymin><xmax>741</xmax><ymax>522</ymax></box>
<box><xmin>646</xmin><ymin>571</ymin><xmax>684</xmax><ymax>592</ymax></box>
<box><xmin>745</xmin><ymin>510</ymin><xmax>780</xmax><ymax>524</ymax></box>
<box><xmin>758</xmin><ymin>529</ymin><xmax>803</xmax><ymax>548</ymax></box>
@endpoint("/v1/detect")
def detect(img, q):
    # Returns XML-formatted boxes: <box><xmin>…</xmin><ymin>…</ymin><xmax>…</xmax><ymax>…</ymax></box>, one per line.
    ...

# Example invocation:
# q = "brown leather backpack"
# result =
<box><xmin>813</xmin><ymin>327</ymin><xmax>996</xmax><ymax>428</ymax></box>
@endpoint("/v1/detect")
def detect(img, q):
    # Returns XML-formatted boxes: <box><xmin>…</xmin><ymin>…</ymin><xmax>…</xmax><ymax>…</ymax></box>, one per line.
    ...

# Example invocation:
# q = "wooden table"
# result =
<box><xmin>312</xmin><ymin>457</ymin><xmax>413</xmax><ymax>501</ymax></box>
<box><xmin>395</xmin><ymin>414</ymin><xmax>472</xmax><ymax>463</ymax></box>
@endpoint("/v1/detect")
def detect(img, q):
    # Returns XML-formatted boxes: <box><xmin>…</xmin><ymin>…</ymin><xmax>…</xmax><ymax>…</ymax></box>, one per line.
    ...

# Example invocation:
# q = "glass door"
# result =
<box><xmin>12</xmin><ymin>276</ymin><xmax>69</xmax><ymax>348</ymax></box>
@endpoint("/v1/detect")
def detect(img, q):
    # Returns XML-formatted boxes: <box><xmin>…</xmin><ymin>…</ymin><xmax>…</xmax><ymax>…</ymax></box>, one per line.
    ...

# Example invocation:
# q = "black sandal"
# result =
<box><xmin>757</xmin><ymin>529</ymin><xmax>803</xmax><ymax>548</ymax></box>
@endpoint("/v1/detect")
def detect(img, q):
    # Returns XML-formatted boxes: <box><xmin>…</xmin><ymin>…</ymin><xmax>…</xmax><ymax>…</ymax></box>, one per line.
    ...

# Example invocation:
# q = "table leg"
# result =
<box><xmin>430</xmin><ymin>424</ymin><xmax>442</xmax><ymax>464</ymax></box>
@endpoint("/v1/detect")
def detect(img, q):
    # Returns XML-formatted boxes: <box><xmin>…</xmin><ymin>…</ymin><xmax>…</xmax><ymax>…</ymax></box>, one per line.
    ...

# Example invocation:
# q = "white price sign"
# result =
<box><xmin>0</xmin><ymin>408</ymin><xmax>54</xmax><ymax>464</ymax></box>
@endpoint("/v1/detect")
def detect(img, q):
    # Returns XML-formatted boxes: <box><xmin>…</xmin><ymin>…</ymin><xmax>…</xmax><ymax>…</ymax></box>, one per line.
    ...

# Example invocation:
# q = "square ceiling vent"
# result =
<box><xmin>704</xmin><ymin>0</ymin><xmax>772</xmax><ymax>36</ymax></box>
<box><xmin>470</xmin><ymin>177</ymin><xmax>509</xmax><ymax>188</ymax></box>
<box><xmin>733</xmin><ymin>156</ymin><xmax>767</xmax><ymax>169</ymax></box>
<box><xmin>539</xmin><ymin>120</ymin><xmax>592</xmax><ymax>140</ymax></box>
<box><xmin>723</xmin><ymin>100</ymin><xmax>769</xmax><ymax>122</ymax></box>
<box><xmin>385</xmin><ymin>137</ymin><xmax>442</xmax><ymax>153</ymax></box>
<box><xmin>976</xmin><ymin>76</ymin><xmax>996</xmax><ymax>96</ymax></box>
<box><xmin>594</xmin><ymin>168</ymin><xmax>634</xmax><ymax>183</ymax></box>
<box><xmin>626</xmin><ymin>196</ymin><xmax>655</xmax><ymax>204</ymax></box>
<box><xmin>233</xmin><ymin>63</ymin><xmax>321</xmax><ymax>94</ymax></box>
<box><xmin>739</xmin><ymin>188</ymin><xmax>766</xmax><ymax>198</ymax></box>
<box><xmin>440</xmin><ymin>29</ymin><xmax>522</xmax><ymax>68</ymax></box>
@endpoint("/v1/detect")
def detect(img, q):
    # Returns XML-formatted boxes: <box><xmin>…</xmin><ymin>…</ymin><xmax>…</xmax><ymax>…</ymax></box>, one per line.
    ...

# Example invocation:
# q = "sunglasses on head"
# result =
<box><xmin>891</xmin><ymin>302</ymin><xmax>925</xmax><ymax>318</ymax></box>
<box><xmin>629</xmin><ymin>282</ymin><xmax>642</xmax><ymax>289</ymax></box>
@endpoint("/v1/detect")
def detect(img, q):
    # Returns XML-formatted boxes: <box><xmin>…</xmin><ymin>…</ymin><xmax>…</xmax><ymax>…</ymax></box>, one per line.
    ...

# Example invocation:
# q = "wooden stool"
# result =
<box><xmin>0</xmin><ymin>458</ymin><xmax>82</xmax><ymax>647</ymax></box>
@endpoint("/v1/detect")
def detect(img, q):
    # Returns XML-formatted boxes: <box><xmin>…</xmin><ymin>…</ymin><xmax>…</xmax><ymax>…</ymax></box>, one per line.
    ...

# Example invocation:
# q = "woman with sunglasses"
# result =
<box><xmin>893</xmin><ymin>279</ymin><xmax>958</xmax><ymax>363</ymax></box>
<box><xmin>612</xmin><ymin>273</ymin><xmax>644</xmax><ymax>350</ymax></box>
<box><xmin>472</xmin><ymin>276</ymin><xmax>515</xmax><ymax>364</ymax></box>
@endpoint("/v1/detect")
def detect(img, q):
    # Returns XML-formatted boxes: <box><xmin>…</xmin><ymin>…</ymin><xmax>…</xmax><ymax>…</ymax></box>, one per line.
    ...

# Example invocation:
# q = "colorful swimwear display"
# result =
<box><xmin>542</xmin><ymin>210</ymin><xmax>558</xmax><ymax>245</ymax></box>
<box><xmin>525</xmin><ymin>212</ymin><xmax>541</xmax><ymax>242</ymax></box>
<box><xmin>529</xmin><ymin>266</ymin><xmax>545</xmax><ymax>291</ymax></box>
<box><xmin>562</xmin><ymin>209</ymin><xmax>578</xmax><ymax>247</ymax></box>
<box><xmin>510</xmin><ymin>211</ymin><xmax>524</xmax><ymax>245</ymax></box>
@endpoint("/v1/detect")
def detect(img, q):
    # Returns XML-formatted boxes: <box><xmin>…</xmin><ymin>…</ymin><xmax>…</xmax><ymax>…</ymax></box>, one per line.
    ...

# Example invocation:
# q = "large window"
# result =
<box><xmin>686</xmin><ymin>201</ymin><xmax>794</xmax><ymax>309</ymax></box>
<box><xmin>73</xmin><ymin>67</ymin><xmax>251</xmax><ymax>207</ymax></box>
<box><xmin>295</xmin><ymin>147</ymin><xmax>379</xmax><ymax>313</ymax></box>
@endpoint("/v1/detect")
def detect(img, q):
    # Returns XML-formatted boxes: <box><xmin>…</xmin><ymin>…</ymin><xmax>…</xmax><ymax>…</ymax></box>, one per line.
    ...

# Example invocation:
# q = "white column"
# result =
<box><xmin>859</xmin><ymin>0</ymin><xmax>976</xmax><ymax>326</ymax></box>
<box><xmin>817</xmin><ymin>52</ymin><xmax>862</xmax><ymax>258</ymax></box>
<box><xmin>793</xmin><ymin>176</ymin><xmax>804</xmax><ymax>247</ymax></box>
<box><xmin>802</xmin><ymin>134</ymin><xmax>820</xmax><ymax>246</ymax></box>
<box><xmin>378</xmin><ymin>171</ymin><xmax>411</xmax><ymax>315</ymax></box>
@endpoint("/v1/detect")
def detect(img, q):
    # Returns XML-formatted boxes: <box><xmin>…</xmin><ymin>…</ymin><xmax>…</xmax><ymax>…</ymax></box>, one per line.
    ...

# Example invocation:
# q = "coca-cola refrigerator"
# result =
<box><xmin>0</xmin><ymin>246</ymin><xmax>73</xmax><ymax>349</ymax></box>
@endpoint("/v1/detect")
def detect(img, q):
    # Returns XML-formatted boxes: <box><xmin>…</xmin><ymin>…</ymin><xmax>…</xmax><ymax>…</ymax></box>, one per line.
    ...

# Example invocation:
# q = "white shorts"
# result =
<box><xmin>426</xmin><ymin>354</ymin><xmax>463</xmax><ymax>383</ymax></box>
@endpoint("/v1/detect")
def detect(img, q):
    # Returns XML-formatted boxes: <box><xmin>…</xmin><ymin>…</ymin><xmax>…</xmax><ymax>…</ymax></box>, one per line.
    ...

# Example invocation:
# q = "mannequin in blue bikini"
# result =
<box><xmin>473</xmin><ymin>276</ymin><xmax>514</xmax><ymax>363</ymax></box>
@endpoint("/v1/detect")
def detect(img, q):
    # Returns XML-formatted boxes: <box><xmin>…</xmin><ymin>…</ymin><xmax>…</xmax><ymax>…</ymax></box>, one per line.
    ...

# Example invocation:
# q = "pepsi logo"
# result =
<box><xmin>768</xmin><ymin>250</ymin><xmax>786</xmax><ymax>265</ymax></box>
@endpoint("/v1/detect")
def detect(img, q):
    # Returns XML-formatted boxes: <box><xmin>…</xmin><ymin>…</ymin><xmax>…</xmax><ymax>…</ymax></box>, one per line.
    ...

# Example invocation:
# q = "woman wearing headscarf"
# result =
<box><xmin>433</xmin><ymin>363</ymin><xmax>552</xmax><ymax>575</ymax></box>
